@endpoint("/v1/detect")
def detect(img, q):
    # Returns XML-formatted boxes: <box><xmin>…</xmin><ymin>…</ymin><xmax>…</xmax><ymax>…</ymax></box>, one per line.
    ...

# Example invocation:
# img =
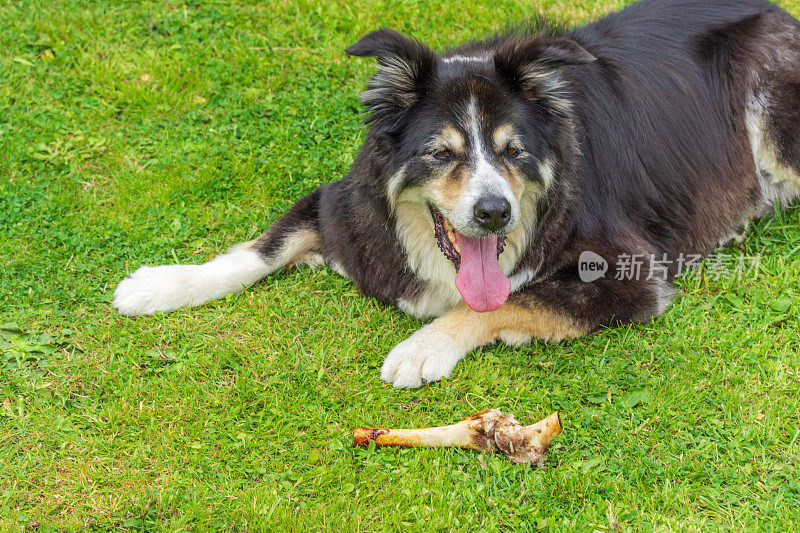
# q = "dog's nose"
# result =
<box><xmin>473</xmin><ymin>196</ymin><xmax>511</xmax><ymax>232</ymax></box>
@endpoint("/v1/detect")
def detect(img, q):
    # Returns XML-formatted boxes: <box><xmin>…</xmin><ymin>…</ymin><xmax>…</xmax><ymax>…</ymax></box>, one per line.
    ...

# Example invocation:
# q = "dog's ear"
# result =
<box><xmin>493</xmin><ymin>35</ymin><xmax>595</xmax><ymax>109</ymax></box>
<box><xmin>346</xmin><ymin>28</ymin><xmax>437</xmax><ymax>131</ymax></box>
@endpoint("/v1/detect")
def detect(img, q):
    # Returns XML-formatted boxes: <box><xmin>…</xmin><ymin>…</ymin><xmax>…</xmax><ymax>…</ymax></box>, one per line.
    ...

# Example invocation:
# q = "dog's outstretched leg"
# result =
<box><xmin>381</xmin><ymin>300</ymin><xmax>587</xmax><ymax>388</ymax></box>
<box><xmin>381</xmin><ymin>275</ymin><xmax>675</xmax><ymax>388</ymax></box>
<box><xmin>113</xmin><ymin>188</ymin><xmax>323</xmax><ymax>316</ymax></box>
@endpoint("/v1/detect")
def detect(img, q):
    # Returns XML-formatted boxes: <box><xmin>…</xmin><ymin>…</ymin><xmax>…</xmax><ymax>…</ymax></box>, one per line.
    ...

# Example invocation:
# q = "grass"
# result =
<box><xmin>1</xmin><ymin>0</ymin><xmax>799</xmax><ymax>530</ymax></box>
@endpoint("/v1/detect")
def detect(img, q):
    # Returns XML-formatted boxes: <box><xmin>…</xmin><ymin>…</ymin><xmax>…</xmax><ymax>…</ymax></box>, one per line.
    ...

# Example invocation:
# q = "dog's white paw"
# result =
<box><xmin>113</xmin><ymin>264</ymin><xmax>200</xmax><ymax>316</ymax></box>
<box><xmin>381</xmin><ymin>328</ymin><xmax>466</xmax><ymax>388</ymax></box>
<box><xmin>113</xmin><ymin>250</ymin><xmax>270</xmax><ymax>316</ymax></box>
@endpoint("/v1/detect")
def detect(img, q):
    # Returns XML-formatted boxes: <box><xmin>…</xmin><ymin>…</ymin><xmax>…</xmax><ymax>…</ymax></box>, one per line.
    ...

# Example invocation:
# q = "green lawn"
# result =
<box><xmin>2</xmin><ymin>0</ymin><xmax>800</xmax><ymax>530</ymax></box>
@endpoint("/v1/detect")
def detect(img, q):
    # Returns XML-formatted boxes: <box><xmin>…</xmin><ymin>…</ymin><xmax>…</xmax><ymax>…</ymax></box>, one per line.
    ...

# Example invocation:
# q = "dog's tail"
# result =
<box><xmin>113</xmin><ymin>187</ymin><xmax>323</xmax><ymax>316</ymax></box>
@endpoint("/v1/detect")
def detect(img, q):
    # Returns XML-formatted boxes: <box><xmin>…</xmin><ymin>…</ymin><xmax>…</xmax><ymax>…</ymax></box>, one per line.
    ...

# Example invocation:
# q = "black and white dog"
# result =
<box><xmin>114</xmin><ymin>0</ymin><xmax>800</xmax><ymax>387</ymax></box>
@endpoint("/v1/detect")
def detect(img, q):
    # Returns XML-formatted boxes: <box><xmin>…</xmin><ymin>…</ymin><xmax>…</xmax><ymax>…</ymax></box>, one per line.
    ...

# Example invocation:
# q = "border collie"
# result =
<box><xmin>113</xmin><ymin>0</ymin><xmax>800</xmax><ymax>388</ymax></box>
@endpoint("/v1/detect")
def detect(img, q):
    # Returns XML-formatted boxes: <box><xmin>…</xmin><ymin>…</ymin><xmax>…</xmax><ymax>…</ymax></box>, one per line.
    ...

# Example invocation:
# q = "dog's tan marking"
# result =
<box><xmin>492</xmin><ymin>123</ymin><xmax>516</xmax><ymax>153</ymax></box>
<box><xmin>243</xmin><ymin>228</ymin><xmax>322</xmax><ymax>269</ymax></box>
<box><xmin>421</xmin><ymin>125</ymin><xmax>471</xmax><ymax>216</ymax></box>
<box><xmin>437</xmin><ymin>125</ymin><xmax>466</xmax><ymax>155</ymax></box>
<box><xmin>431</xmin><ymin>301</ymin><xmax>586</xmax><ymax>349</ymax></box>
<box><xmin>428</xmin><ymin>165</ymin><xmax>470</xmax><ymax>214</ymax></box>
<box><xmin>487</xmin><ymin>123</ymin><xmax>527</xmax><ymax>198</ymax></box>
<box><xmin>500</xmin><ymin>161</ymin><xmax>525</xmax><ymax>197</ymax></box>
<box><xmin>280</xmin><ymin>228</ymin><xmax>323</xmax><ymax>267</ymax></box>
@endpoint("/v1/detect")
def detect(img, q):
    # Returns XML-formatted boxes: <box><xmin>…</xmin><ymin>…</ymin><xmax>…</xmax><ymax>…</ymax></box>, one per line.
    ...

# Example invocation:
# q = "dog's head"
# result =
<box><xmin>347</xmin><ymin>29</ymin><xmax>594</xmax><ymax>312</ymax></box>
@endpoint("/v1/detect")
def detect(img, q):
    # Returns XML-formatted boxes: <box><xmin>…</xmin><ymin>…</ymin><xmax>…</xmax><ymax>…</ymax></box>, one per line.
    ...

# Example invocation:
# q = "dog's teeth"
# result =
<box><xmin>496</xmin><ymin>236</ymin><xmax>507</xmax><ymax>258</ymax></box>
<box><xmin>454</xmin><ymin>242</ymin><xmax>461</xmax><ymax>254</ymax></box>
<box><xmin>447</xmin><ymin>229</ymin><xmax>456</xmax><ymax>243</ymax></box>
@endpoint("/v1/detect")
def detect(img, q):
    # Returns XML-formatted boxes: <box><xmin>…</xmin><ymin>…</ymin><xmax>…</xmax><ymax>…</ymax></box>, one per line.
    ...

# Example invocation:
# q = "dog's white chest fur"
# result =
<box><xmin>393</xmin><ymin>199</ymin><xmax>463</xmax><ymax>319</ymax></box>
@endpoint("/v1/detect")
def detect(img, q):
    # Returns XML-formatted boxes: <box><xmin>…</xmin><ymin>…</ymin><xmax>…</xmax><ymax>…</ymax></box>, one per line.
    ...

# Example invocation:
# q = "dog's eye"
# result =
<box><xmin>432</xmin><ymin>149</ymin><xmax>453</xmax><ymax>160</ymax></box>
<box><xmin>505</xmin><ymin>146</ymin><xmax>520</xmax><ymax>157</ymax></box>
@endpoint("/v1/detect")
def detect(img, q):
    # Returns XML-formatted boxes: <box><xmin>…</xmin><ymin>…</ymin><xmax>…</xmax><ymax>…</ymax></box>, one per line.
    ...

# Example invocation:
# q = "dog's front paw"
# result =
<box><xmin>113</xmin><ymin>265</ymin><xmax>197</xmax><ymax>316</ymax></box>
<box><xmin>381</xmin><ymin>328</ymin><xmax>466</xmax><ymax>388</ymax></box>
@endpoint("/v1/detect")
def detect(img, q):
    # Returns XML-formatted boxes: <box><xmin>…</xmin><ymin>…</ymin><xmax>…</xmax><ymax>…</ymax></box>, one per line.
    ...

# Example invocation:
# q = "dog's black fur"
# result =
<box><xmin>269</xmin><ymin>0</ymin><xmax>799</xmax><ymax>320</ymax></box>
<box><xmin>115</xmin><ymin>0</ymin><xmax>800</xmax><ymax>387</ymax></box>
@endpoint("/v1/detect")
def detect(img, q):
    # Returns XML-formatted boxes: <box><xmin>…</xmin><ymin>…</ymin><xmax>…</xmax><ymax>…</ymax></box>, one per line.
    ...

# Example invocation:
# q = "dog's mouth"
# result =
<box><xmin>430</xmin><ymin>206</ymin><xmax>511</xmax><ymax>313</ymax></box>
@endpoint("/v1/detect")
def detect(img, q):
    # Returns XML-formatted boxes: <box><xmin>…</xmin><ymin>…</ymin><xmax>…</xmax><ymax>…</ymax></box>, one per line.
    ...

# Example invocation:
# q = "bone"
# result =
<box><xmin>352</xmin><ymin>409</ymin><xmax>562</xmax><ymax>467</ymax></box>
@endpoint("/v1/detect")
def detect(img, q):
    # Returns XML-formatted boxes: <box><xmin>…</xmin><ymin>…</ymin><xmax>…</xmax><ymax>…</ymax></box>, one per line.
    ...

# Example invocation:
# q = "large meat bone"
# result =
<box><xmin>352</xmin><ymin>409</ymin><xmax>562</xmax><ymax>467</ymax></box>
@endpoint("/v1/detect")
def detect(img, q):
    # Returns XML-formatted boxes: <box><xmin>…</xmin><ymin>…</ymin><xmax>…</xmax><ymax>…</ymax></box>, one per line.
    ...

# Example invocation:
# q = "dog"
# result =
<box><xmin>113</xmin><ymin>0</ymin><xmax>800</xmax><ymax>388</ymax></box>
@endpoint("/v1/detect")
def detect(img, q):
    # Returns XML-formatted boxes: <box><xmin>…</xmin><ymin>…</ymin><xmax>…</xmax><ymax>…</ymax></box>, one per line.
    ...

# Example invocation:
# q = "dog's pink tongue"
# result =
<box><xmin>454</xmin><ymin>233</ymin><xmax>511</xmax><ymax>313</ymax></box>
